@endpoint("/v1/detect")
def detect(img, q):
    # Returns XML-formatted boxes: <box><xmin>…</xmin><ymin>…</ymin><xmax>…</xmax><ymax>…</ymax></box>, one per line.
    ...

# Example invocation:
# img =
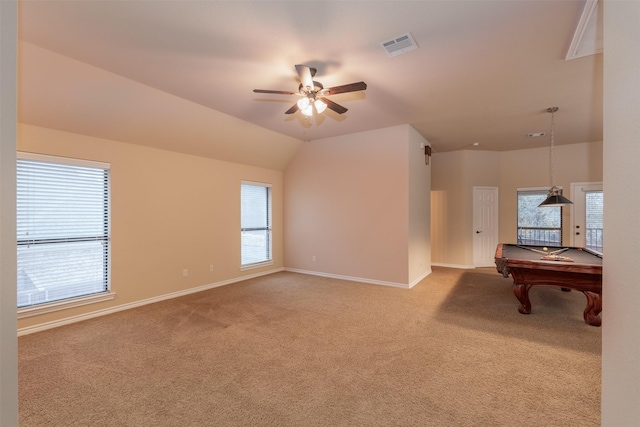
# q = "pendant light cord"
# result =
<box><xmin>547</xmin><ymin>106</ymin><xmax>559</xmax><ymax>189</ymax></box>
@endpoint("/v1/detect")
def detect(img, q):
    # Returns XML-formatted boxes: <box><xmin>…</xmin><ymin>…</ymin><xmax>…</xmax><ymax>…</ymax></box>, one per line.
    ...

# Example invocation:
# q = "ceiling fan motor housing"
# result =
<box><xmin>299</xmin><ymin>81</ymin><xmax>324</xmax><ymax>96</ymax></box>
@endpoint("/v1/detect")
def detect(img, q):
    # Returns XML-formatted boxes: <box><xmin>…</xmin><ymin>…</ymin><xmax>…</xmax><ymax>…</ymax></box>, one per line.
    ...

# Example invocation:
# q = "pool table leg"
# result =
<box><xmin>513</xmin><ymin>283</ymin><xmax>532</xmax><ymax>315</ymax></box>
<box><xmin>583</xmin><ymin>291</ymin><xmax>602</xmax><ymax>327</ymax></box>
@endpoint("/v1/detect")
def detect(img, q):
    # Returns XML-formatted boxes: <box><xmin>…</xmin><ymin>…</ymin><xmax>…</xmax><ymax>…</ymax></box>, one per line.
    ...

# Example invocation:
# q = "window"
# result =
<box><xmin>517</xmin><ymin>188</ymin><xmax>563</xmax><ymax>246</ymax></box>
<box><xmin>17</xmin><ymin>153</ymin><xmax>111</xmax><ymax>310</ymax></box>
<box><xmin>240</xmin><ymin>182</ymin><xmax>272</xmax><ymax>268</ymax></box>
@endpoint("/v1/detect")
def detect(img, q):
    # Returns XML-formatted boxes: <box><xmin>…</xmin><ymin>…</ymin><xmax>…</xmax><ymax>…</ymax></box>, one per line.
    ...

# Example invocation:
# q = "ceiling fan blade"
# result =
<box><xmin>295</xmin><ymin>65</ymin><xmax>315</xmax><ymax>91</ymax></box>
<box><xmin>253</xmin><ymin>89</ymin><xmax>296</xmax><ymax>95</ymax></box>
<box><xmin>323</xmin><ymin>81</ymin><xmax>367</xmax><ymax>96</ymax></box>
<box><xmin>322</xmin><ymin>98</ymin><xmax>348</xmax><ymax>114</ymax></box>
<box><xmin>284</xmin><ymin>103</ymin><xmax>299</xmax><ymax>114</ymax></box>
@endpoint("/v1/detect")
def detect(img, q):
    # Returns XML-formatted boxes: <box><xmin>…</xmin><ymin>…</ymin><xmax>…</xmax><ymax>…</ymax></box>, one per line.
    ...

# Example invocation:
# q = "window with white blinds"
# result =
<box><xmin>241</xmin><ymin>182</ymin><xmax>272</xmax><ymax>267</ymax></box>
<box><xmin>17</xmin><ymin>153</ymin><xmax>111</xmax><ymax>309</ymax></box>
<box><xmin>585</xmin><ymin>190</ymin><xmax>604</xmax><ymax>252</ymax></box>
<box><xmin>517</xmin><ymin>188</ymin><xmax>563</xmax><ymax>246</ymax></box>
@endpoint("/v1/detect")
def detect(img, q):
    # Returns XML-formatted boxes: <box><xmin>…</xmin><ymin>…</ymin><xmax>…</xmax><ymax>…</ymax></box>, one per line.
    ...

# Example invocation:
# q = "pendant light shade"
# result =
<box><xmin>538</xmin><ymin>186</ymin><xmax>573</xmax><ymax>207</ymax></box>
<box><xmin>539</xmin><ymin>107</ymin><xmax>573</xmax><ymax>207</ymax></box>
<box><xmin>314</xmin><ymin>99</ymin><xmax>327</xmax><ymax>114</ymax></box>
<box><xmin>297</xmin><ymin>97</ymin><xmax>313</xmax><ymax>116</ymax></box>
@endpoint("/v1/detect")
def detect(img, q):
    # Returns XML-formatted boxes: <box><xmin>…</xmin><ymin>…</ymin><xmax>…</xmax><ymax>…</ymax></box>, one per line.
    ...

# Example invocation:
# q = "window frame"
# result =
<box><xmin>16</xmin><ymin>152</ymin><xmax>115</xmax><ymax>318</ymax></box>
<box><xmin>240</xmin><ymin>180</ymin><xmax>273</xmax><ymax>270</ymax></box>
<box><xmin>516</xmin><ymin>187</ymin><xmax>564</xmax><ymax>246</ymax></box>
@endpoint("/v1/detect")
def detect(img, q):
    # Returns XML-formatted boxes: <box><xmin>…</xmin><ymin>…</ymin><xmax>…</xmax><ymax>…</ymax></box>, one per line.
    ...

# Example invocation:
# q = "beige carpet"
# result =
<box><xmin>18</xmin><ymin>267</ymin><xmax>601</xmax><ymax>426</ymax></box>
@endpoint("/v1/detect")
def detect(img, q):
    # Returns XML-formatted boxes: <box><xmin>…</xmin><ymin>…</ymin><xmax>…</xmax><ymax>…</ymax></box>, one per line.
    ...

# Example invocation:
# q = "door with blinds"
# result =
<box><xmin>570</xmin><ymin>182</ymin><xmax>603</xmax><ymax>252</ymax></box>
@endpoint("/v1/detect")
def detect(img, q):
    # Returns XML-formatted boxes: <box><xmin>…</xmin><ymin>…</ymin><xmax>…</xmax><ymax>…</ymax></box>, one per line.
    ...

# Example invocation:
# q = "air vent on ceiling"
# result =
<box><xmin>380</xmin><ymin>33</ymin><xmax>418</xmax><ymax>57</ymax></box>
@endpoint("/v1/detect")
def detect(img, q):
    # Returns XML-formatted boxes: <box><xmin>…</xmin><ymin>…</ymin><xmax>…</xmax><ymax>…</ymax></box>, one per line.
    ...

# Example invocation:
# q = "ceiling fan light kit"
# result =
<box><xmin>297</xmin><ymin>98</ymin><xmax>327</xmax><ymax>117</ymax></box>
<box><xmin>253</xmin><ymin>64</ymin><xmax>367</xmax><ymax>117</ymax></box>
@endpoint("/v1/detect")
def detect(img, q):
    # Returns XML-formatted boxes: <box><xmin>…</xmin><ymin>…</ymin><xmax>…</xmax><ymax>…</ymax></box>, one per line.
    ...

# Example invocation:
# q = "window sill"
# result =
<box><xmin>240</xmin><ymin>261</ymin><xmax>274</xmax><ymax>272</ymax></box>
<box><xmin>17</xmin><ymin>292</ymin><xmax>116</xmax><ymax>319</ymax></box>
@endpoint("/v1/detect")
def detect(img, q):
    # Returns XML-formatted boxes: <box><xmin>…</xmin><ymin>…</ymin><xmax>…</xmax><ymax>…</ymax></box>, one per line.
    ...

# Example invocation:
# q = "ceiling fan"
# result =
<box><xmin>253</xmin><ymin>64</ymin><xmax>367</xmax><ymax>117</ymax></box>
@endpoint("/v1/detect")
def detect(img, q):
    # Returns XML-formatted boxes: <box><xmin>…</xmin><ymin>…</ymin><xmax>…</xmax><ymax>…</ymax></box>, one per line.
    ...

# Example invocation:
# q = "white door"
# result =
<box><xmin>473</xmin><ymin>187</ymin><xmax>499</xmax><ymax>267</ymax></box>
<box><xmin>570</xmin><ymin>182</ymin><xmax>603</xmax><ymax>251</ymax></box>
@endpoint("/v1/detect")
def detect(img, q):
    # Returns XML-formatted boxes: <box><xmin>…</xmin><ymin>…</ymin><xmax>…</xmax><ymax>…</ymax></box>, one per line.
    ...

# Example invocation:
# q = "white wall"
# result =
<box><xmin>407</xmin><ymin>126</ymin><xmax>431</xmax><ymax>284</ymax></box>
<box><xmin>284</xmin><ymin>124</ymin><xmax>430</xmax><ymax>287</ymax></box>
<box><xmin>601</xmin><ymin>1</ymin><xmax>640</xmax><ymax>424</ymax></box>
<box><xmin>0</xmin><ymin>1</ymin><xmax>18</xmax><ymax>424</ymax></box>
<box><xmin>499</xmin><ymin>141</ymin><xmax>603</xmax><ymax>245</ymax></box>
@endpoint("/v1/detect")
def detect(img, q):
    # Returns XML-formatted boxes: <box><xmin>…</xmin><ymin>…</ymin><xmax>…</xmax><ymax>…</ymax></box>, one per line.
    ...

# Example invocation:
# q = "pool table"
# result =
<box><xmin>494</xmin><ymin>243</ymin><xmax>603</xmax><ymax>326</ymax></box>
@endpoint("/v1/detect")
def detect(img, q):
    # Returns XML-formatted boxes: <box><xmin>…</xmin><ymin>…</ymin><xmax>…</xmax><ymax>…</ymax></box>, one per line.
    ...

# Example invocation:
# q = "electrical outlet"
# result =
<box><xmin>182</xmin><ymin>269</ymin><xmax>188</xmax><ymax>278</ymax></box>
<box><xmin>312</xmin><ymin>255</ymin><xmax>316</xmax><ymax>262</ymax></box>
<box><xmin>209</xmin><ymin>264</ymin><xmax>214</xmax><ymax>272</ymax></box>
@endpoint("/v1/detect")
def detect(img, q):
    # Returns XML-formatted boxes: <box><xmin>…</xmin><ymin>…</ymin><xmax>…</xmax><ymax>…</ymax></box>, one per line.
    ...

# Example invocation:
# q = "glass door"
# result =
<box><xmin>571</xmin><ymin>183</ymin><xmax>603</xmax><ymax>252</ymax></box>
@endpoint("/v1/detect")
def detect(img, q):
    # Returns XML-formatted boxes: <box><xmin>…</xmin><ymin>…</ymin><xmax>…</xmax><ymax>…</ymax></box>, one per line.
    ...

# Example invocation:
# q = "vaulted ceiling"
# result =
<box><xmin>18</xmin><ymin>0</ymin><xmax>602</xmax><ymax>167</ymax></box>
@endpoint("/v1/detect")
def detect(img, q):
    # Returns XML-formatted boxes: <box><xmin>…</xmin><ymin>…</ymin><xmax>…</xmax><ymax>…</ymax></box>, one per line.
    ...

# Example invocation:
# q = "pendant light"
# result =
<box><xmin>538</xmin><ymin>107</ymin><xmax>573</xmax><ymax>207</ymax></box>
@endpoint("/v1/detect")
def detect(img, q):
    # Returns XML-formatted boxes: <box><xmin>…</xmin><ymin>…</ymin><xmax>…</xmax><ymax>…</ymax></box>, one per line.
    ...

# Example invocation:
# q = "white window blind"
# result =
<box><xmin>241</xmin><ymin>182</ymin><xmax>272</xmax><ymax>267</ymax></box>
<box><xmin>17</xmin><ymin>153</ymin><xmax>111</xmax><ymax>308</ymax></box>
<box><xmin>585</xmin><ymin>190</ymin><xmax>603</xmax><ymax>252</ymax></box>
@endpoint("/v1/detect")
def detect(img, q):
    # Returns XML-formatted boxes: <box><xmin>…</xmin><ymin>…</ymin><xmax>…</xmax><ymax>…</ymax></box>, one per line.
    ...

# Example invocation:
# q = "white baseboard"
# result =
<box><xmin>409</xmin><ymin>269</ymin><xmax>432</xmax><ymax>288</ymax></box>
<box><xmin>430</xmin><ymin>262</ymin><xmax>477</xmax><ymax>269</ymax></box>
<box><xmin>284</xmin><ymin>268</ymin><xmax>414</xmax><ymax>289</ymax></box>
<box><xmin>17</xmin><ymin>267</ymin><xmax>284</xmax><ymax>336</ymax></box>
